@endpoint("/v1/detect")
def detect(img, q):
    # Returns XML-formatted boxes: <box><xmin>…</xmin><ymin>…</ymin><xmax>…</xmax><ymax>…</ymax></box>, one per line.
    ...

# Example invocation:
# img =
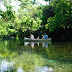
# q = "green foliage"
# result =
<box><xmin>0</xmin><ymin>5</ymin><xmax>15</xmax><ymax>22</ymax></box>
<box><xmin>20</xmin><ymin>16</ymin><xmax>42</xmax><ymax>32</ymax></box>
<box><xmin>45</xmin><ymin>0</ymin><xmax>71</xmax><ymax>32</ymax></box>
<box><xmin>42</xmin><ymin>6</ymin><xmax>54</xmax><ymax>24</ymax></box>
<box><xmin>0</xmin><ymin>0</ymin><xmax>71</xmax><ymax>38</ymax></box>
<box><xmin>0</xmin><ymin>0</ymin><xmax>42</xmax><ymax>38</ymax></box>
<box><xmin>45</xmin><ymin>17</ymin><xmax>54</xmax><ymax>32</ymax></box>
<box><xmin>0</xmin><ymin>25</ymin><xmax>8</xmax><ymax>36</ymax></box>
<box><xmin>0</xmin><ymin>19</ymin><xmax>8</xmax><ymax>37</ymax></box>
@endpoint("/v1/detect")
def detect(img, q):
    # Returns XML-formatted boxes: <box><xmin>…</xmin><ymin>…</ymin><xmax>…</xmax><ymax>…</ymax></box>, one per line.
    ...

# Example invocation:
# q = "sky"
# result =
<box><xmin>36</xmin><ymin>0</ymin><xmax>49</xmax><ymax>5</ymax></box>
<box><xmin>0</xmin><ymin>0</ymin><xmax>49</xmax><ymax>12</ymax></box>
<box><xmin>0</xmin><ymin>0</ymin><xmax>21</xmax><ymax>12</ymax></box>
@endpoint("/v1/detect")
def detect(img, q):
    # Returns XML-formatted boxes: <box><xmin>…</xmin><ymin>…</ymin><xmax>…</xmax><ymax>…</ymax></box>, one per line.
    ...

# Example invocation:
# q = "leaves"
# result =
<box><xmin>45</xmin><ymin>0</ymin><xmax>71</xmax><ymax>32</ymax></box>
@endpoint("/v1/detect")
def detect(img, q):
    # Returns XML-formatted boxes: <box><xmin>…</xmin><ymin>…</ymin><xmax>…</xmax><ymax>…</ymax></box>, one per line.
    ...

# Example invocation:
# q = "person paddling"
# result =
<box><xmin>42</xmin><ymin>33</ymin><xmax>48</xmax><ymax>39</ymax></box>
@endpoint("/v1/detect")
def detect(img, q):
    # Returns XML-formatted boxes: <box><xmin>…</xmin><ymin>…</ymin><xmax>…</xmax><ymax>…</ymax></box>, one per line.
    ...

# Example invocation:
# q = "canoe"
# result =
<box><xmin>24</xmin><ymin>38</ymin><xmax>51</xmax><ymax>42</ymax></box>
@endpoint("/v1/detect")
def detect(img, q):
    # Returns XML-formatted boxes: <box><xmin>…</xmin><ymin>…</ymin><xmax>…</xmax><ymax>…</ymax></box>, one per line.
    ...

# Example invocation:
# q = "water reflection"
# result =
<box><xmin>24</xmin><ymin>42</ymin><xmax>29</xmax><ymax>46</ymax></box>
<box><xmin>42</xmin><ymin>42</ymin><xmax>48</xmax><ymax>48</ymax></box>
<box><xmin>37</xmin><ymin>42</ymin><xmax>39</xmax><ymax>46</ymax></box>
<box><xmin>0</xmin><ymin>59</ymin><xmax>54</xmax><ymax>72</ymax></box>
<box><xmin>24</xmin><ymin>42</ymin><xmax>50</xmax><ymax>48</ymax></box>
<box><xmin>36</xmin><ymin>66</ymin><xmax>53</xmax><ymax>72</ymax></box>
<box><xmin>0</xmin><ymin>59</ymin><xmax>14</xmax><ymax>72</ymax></box>
<box><xmin>31</xmin><ymin>42</ymin><xmax>34</xmax><ymax>48</ymax></box>
<box><xmin>0</xmin><ymin>59</ymin><xmax>53</xmax><ymax>72</ymax></box>
<box><xmin>17</xmin><ymin>67</ymin><xmax>24</xmax><ymax>72</ymax></box>
<box><xmin>0</xmin><ymin>39</ymin><xmax>72</xmax><ymax>72</ymax></box>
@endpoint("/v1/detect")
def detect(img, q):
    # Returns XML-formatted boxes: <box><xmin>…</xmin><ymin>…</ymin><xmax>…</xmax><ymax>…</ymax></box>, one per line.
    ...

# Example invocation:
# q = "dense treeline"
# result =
<box><xmin>0</xmin><ymin>0</ymin><xmax>72</xmax><ymax>41</ymax></box>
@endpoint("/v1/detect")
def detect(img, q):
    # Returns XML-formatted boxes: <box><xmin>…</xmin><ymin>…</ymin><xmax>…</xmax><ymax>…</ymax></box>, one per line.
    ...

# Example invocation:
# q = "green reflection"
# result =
<box><xmin>0</xmin><ymin>39</ymin><xmax>72</xmax><ymax>72</ymax></box>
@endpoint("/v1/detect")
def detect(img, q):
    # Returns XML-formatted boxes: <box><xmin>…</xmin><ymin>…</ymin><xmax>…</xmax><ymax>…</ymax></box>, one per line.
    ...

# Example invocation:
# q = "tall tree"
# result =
<box><xmin>45</xmin><ymin>0</ymin><xmax>72</xmax><ymax>32</ymax></box>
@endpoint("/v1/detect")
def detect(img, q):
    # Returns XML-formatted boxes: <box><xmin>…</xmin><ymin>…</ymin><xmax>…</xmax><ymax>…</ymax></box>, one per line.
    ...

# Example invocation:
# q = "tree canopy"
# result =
<box><xmin>0</xmin><ymin>0</ymin><xmax>72</xmax><ymax>40</ymax></box>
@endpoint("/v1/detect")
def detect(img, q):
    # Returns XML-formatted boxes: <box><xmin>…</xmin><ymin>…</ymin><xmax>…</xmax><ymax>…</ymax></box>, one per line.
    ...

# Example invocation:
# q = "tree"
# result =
<box><xmin>45</xmin><ymin>0</ymin><xmax>72</xmax><ymax>32</ymax></box>
<box><xmin>0</xmin><ymin>5</ymin><xmax>15</xmax><ymax>22</ymax></box>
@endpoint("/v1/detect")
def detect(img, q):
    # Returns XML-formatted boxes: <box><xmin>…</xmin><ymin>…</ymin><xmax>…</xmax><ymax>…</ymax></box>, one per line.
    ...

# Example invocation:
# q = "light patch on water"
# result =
<box><xmin>17</xmin><ymin>67</ymin><xmax>24</xmax><ymax>72</ymax></box>
<box><xmin>0</xmin><ymin>59</ymin><xmax>14</xmax><ymax>72</ymax></box>
<box><xmin>36</xmin><ymin>66</ymin><xmax>53</xmax><ymax>72</ymax></box>
<box><xmin>24</xmin><ymin>42</ymin><xmax>29</xmax><ymax>46</ymax></box>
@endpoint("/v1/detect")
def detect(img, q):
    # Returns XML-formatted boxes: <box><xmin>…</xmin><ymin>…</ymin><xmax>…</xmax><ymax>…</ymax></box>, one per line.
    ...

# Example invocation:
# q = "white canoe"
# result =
<box><xmin>24</xmin><ymin>38</ymin><xmax>51</xmax><ymax>42</ymax></box>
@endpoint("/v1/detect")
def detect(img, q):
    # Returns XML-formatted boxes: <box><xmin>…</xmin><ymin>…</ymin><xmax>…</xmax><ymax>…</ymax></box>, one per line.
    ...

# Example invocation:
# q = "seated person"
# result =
<box><xmin>37</xmin><ymin>37</ymin><xmax>39</xmax><ymax>39</ymax></box>
<box><xmin>30</xmin><ymin>34</ymin><xmax>34</xmax><ymax>39</ymax></box>
<box><xmin>43</xmin><ymin>33</ymin><xmax>48</xmax><ymax>39</ymax></box>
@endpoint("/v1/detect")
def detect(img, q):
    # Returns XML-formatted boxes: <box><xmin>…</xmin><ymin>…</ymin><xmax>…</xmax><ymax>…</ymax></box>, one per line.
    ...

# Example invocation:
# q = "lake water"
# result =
<box><xmin>0</xmin><ymin>39</ymin><xmax>72</xmax><ymax>72</ymax></box>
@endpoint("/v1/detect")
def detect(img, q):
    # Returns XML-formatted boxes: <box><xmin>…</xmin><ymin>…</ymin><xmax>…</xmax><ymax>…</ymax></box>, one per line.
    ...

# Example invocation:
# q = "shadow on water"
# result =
<box><xmin>0</xmin><ymin>39</ymin><xmax>72</xmax><ymax>72</ymax></box>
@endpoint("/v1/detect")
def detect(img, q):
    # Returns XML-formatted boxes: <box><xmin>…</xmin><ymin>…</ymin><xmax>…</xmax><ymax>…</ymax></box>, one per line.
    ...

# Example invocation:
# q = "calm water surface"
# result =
<box><xmin>0</xmin><ymin>39</ymin><xmax>72</xmax><ymax>72</ymax></box>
